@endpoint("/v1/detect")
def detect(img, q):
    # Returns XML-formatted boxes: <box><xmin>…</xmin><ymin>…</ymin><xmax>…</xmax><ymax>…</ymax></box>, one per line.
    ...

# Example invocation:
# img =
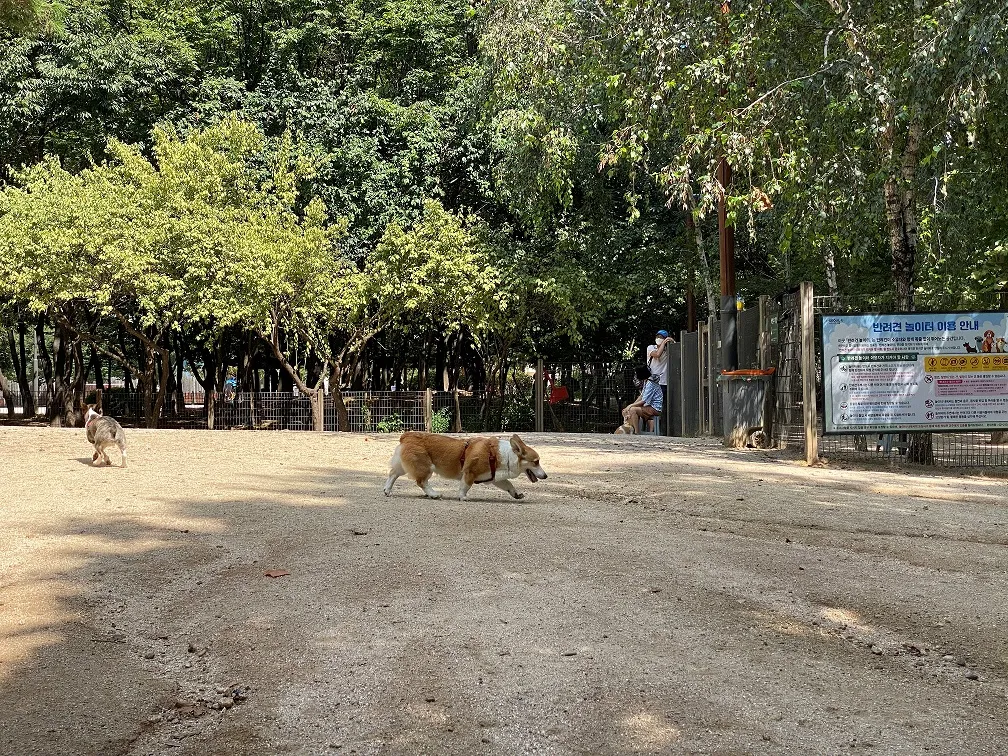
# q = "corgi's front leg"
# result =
<box><xmin>493</xmin><ymin>479</ymin><xmax>523</xmax><ymax>499</ymax></box>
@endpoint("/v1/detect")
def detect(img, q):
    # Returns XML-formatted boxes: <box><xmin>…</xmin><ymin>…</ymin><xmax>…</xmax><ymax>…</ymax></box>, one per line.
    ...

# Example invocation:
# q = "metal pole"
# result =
<box><xmin>424</xmin><ymin>388</ymin><xmax>433</xmax><ymax>432</ymax></box>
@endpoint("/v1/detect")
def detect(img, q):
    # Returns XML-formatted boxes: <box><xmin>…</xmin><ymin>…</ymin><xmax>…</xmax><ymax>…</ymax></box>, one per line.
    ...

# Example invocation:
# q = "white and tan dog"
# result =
<box><xmin>84</xmin><ymin>405</ymin><xmax>128</xmax><ymax>468</ymax></box>
<box><xmin>384</xmin><ymin>431</ymin><xmax>547</xmax><ymax>501</ymax></box>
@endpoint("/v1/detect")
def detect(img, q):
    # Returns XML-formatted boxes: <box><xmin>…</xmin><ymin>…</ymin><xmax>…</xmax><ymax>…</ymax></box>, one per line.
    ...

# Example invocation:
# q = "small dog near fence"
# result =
<box><xmin>384</xmin><ymin>431</ymin><xmax>546</xmax><ymax>501</ymax></box>
<box><xmin>83</xmin><ymin>405</ymin><xmax>128</xmax><ymax>468</ymax></box>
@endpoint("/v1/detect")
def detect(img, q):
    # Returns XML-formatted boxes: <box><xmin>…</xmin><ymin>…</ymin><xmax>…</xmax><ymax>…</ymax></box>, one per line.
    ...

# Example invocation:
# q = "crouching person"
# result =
<box><xmin>623</xmin><ymin>365</ymin><xmax>663</xmax><ymax>434</ymax></box>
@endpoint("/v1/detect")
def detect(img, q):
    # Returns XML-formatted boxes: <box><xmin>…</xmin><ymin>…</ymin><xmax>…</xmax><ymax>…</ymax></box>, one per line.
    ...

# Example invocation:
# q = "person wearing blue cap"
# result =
<box><xmin>646</xmin><ymin>328</ymin><xmax>674</xmax><ymax>411</ymax></box>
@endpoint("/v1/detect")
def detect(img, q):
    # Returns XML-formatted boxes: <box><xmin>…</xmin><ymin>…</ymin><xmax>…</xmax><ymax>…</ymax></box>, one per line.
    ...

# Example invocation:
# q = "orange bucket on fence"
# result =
<box><xmin>719</xmin><ymin>368</ymin><xmax>775</xmax><ymax>377</ymax></box>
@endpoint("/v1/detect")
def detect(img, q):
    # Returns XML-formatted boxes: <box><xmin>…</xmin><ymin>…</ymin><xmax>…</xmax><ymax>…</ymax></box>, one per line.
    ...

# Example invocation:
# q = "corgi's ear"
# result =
<box><xmin>509</xmin><ymin>434</ymin><xmax>523</xmax><ymax>454</ymax></box>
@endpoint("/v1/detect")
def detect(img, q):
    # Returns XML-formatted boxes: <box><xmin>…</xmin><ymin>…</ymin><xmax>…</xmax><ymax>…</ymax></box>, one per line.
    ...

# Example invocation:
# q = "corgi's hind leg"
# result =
<box><xmin>417</xmin><ymin>473</ymin><xmax>441</xmax><ymax>499</ymax></box>
<box><xmin>383</xmin><ymin>469</ymin><xmax>402</xmax><ymax>496</ymax></box>
<box><xmin>384</xmin><ymin>461</ymin><xmax>404</xmax><ymax>496</ymax></box>
<box><xmin>384</xmin><ymin>446</ymin><xmax>405</xmax><ymax>496</ymax></box>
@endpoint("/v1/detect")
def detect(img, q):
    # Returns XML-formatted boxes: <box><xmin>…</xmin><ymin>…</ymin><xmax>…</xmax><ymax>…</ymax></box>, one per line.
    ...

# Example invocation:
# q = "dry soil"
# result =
<box><xmin>0</xmin><ymin>427</ymin><xmax>1006</xmax><ymax>755</ymax></box>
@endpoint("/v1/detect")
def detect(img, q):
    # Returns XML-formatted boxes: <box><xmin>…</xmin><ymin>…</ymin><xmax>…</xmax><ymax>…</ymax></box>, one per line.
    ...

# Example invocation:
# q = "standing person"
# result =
<box><xmin>647</xmin><ymin>329</ymin><xmax>674</xmax><ymax>407</ymax></box>
<box><xmin>622</xmin><ymin>365</ymin><xmax>663</xmax><ymax>433</ymax></box>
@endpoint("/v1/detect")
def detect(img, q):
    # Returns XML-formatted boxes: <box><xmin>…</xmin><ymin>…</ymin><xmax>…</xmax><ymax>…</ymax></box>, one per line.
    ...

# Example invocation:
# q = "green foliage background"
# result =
<box><xmin>1</xmin><ymin>0</ymin><xmax>1005</xmax><ymax>425</ymax></box>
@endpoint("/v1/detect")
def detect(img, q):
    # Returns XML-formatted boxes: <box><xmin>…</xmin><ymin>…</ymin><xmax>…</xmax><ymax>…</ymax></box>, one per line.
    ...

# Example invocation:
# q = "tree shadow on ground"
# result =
<box><xmin>2</xmin><ymin>437</ymin><xmax>1007</xmax><ymax>755</ymax></box>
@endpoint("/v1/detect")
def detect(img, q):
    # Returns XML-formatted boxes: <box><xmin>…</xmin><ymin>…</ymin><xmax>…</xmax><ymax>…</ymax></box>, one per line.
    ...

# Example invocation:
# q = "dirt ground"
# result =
<box><xmin>0</xmin><ymin>427</ymin><xmax>1006</xmax><ymax>756</ymax></box>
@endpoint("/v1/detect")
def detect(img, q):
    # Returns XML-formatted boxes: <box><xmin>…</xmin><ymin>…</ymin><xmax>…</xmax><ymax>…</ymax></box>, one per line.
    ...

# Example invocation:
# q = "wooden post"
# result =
<box><xmin>535</xmin><ymin>358</ymin><xmax>544</xmax><ymax>433</ymax></box>
<box><xmin>800</xmin><ymin>281</ymin><xmax>818</xmax><ymax>463</ymax></box>
<box><xmin>424</xmin><ymin>388</ymin><xmax>433</xmax><ymax>432</ymax></box>
<box><xmin>758</xmin><ymin>295</ymin><xmax>771</xmax><ymax>370</ymax></box>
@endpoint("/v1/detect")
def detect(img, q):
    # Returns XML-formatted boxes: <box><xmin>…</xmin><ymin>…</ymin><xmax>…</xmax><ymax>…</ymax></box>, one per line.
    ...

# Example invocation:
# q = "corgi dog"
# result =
<box><xmin>613</xmin><ymin>422</ymin><xmax>636</xmax><ymax>434</ymax></box>
<box><xmin>384</xmin><ymin>432</ymin><xmax>546</xmax><ymax>501</ymax></box>
<box><xmin>84</xmin><ymin>405</ymin><xmax>128</xmax><ymax>468</ymax></box>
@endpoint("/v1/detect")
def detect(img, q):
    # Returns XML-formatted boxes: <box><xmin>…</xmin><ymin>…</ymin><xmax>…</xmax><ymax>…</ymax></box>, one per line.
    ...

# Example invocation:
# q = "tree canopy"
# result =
<box><xmin>1</xmin><ymin>0</ymin><xmax>1004</xmax><ymax>426</ymax></box>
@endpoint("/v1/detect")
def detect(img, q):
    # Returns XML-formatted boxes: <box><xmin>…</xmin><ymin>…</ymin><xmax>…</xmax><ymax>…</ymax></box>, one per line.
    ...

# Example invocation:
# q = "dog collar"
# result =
<box><xmin>85</xmin><ymin>416</ymin><xmax>99</xmax><ymax>429</ymax></box>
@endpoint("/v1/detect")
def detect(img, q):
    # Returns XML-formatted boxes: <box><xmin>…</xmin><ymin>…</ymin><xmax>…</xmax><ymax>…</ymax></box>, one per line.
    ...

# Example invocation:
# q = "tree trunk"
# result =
<box><xmin>174</xmin><ymin>334</ymin><xmax>185</xmax><ymax>415</ymax></box>
<box><xmin>452</xmin><ymin>388</ymin><xmax>462</xmax><ymax>432</ymax></box>
<box><xmin>91</xmin><ymin>344</ymin><xmax>104</xmax><ymax>392</ymax></box>
<box><xmin>193</xmin><ymin>337</ymin><xmax>217</xmax><ymax>430</ymax></box>
<box><xmin>147</xmin><ymin>345</ymin><xmax>170</xmax><ymax>428</ymax></box>
<box><xmin>36</xmin><ymin>313</ymin><xmax>53</xmax><ymax>411</ymax></box>
<box><xmin>883</xmin><ymin>118</ymin><xmax>922</xmax><ymax>312</ymax></box>
<box><xmin>435</xmin><ymin>335</ymin><xmax>448</xmax><ymax>391</ymax></box>
<box><xmin>263</xmin><ymin>327</ymin><xmax>325</xmax><ymax>431</ymax></box>
<box><xmin>685</xmin><ymin>190</ymin><xmax>718</xmax><ymax>316</ymax></box>
<box><xmin>883</xmin><ymin>117</ymin><xmax>931</xmax><ymax>464</ymax></box>
<box><xmin>7</xmin><ymin>318</ymin><xmax>36</xmax><ymax>416</ymax></box>
<box><xmin>48</xmin><ymin>320</ymin><xmax>77</xmax><ymax>427</ymax></box>
<box><xmin>823</xmin><ymin>244</ymin><xmax>839</xmax><ymax>299</ymax></box>
<box><xmin>418</xmin><ymin>333</ymin><xmax>429</xmax><ymax>391</ymax></box>
<box><xmin>990</xmin><ymin>431</ymin><xmax>1008</xmax><ymax>444</ymax></box>
<box><xmin>0</xmin><ymin>366</ymin><xmax>15</xmax><ymax>418</ymax></box>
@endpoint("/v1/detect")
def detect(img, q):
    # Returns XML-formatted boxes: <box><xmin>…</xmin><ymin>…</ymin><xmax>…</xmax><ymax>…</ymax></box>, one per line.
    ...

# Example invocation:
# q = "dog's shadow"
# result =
<box><xmin>71</xmin><ymin>457</ymin><xmax>106</xmax><ymax>467</ymax></box>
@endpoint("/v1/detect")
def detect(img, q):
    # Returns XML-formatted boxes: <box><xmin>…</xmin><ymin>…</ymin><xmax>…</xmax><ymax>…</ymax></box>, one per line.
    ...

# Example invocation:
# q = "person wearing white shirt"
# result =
<box><xmin>646</xmin><ymin>329</ymin><xmax>674</xmax><ymax>407</ymax></box>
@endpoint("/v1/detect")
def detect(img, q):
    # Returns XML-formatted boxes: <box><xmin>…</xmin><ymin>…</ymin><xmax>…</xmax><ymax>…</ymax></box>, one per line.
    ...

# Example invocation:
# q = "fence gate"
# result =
<box><xmin>679</xmin><ymin>329</ymin><xmax>701</xmax><ymax>436</ymax></box>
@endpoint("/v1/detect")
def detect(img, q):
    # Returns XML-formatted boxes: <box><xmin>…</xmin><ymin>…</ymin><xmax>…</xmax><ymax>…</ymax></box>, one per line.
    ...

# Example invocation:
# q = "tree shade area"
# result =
<box><xmin>1</xmin><ymin>0</ymin><xmax>1005</xmax><ymax>426</ymax></box>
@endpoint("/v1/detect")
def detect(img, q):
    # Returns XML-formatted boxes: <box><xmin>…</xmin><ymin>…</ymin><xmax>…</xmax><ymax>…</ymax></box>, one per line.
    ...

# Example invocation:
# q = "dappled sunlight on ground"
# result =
<box><xmin>0</xmin><ymin>428</ymin><xmax>1006</xmax><ymax>754</ymax></box>
<box><xmin>620</xmin><ymin>711</ymin><xmax>681</xmax><ymax>750</ymax></box>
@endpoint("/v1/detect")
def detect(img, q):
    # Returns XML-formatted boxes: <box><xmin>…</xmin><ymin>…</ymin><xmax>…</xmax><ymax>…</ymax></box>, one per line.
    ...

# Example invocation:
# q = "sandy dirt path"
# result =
<box><xmin>0</xmin><ymin>427</ymin><xmax>1006</xmax><ymax>755</ymax></box>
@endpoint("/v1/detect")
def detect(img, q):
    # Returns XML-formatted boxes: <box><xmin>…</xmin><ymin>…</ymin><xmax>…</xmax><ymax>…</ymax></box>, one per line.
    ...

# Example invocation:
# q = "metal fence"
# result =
<box><xmin>540</xmin><ymin>363</ymin><xmax>638</xmax><ymax>433</ymax></box>
<box><xmin>335</xmin><ymin>392</ymin><xmax>427</xmax><ymax>434</ymax></box>
<box><xmin>0</xmin><ymin>383</ymin><xmax>48</xmax><ymax>414</ymax></box>
<box><xmin>771</xmin><ymin>288</ymin><xmax>1008</xmax><ymax>467</ymax></box>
